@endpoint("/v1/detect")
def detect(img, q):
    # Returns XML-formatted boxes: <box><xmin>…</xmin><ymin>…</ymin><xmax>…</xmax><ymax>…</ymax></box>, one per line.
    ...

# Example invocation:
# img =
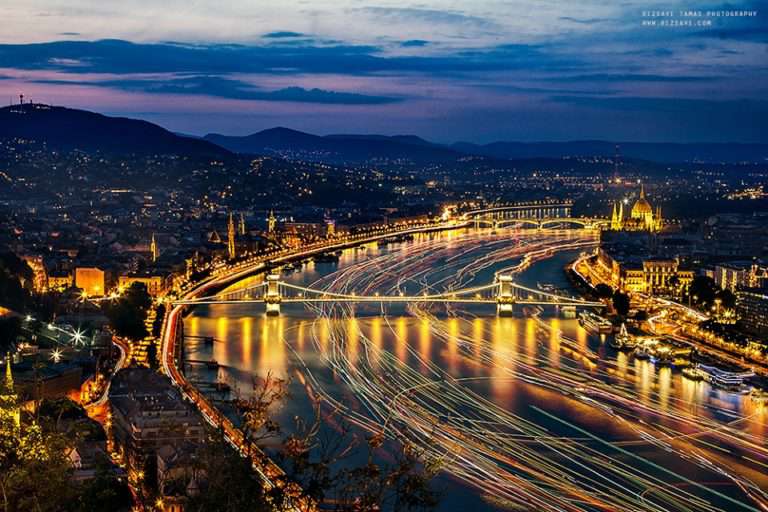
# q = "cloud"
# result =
<box><xmin>401</xmin><ymin>39</ymin><xmax>429</xmax><ymax>48</ymax></box>
<box><xmin>556</xmin><ymin>74</ymin><xmax>717</xmax><ymax>83</ymax></box>
<box><xmin>559</xmin><ymin>16</ymin><xmax>611</xmax><ymax>25</ymax></box>
<box><xmin>58</xmin><ymin>32</ymin><xmax>81</xmax><ymax>36</ymax></box>
<box><xmin>0</xmin><ymin>39</ymin><xmax>575</xmax><ymax>76</ymax></box>
<box><xmin>354</xmin><ymin>7</ymin><xmax>498</xmax><ymax>30</ymax></box>
<box><xmin>263</xmin><ymin>31</ymin><xmax>306</xmax><ymax>39</ymax></box>
<box><xmin>34</xmin><ymin>75</ymin><xmax>401</xmax><ymax>104</ymax></box>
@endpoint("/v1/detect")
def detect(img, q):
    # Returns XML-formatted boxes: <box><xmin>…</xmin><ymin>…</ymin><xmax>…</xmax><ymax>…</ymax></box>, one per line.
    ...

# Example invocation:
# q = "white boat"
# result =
<box><xmin>579</xmin><ymin>311</ymin><xmax>613</xmax><ymax>334</ymax></box>
<box><xmin>698</xmin><ymin>364</ymin><xmax>754</xmax><ymax>391</ymax></box>
<box><xmin>610</xmin><ymin>323</ymin><xmax>636</xmax><ymax>350</ymax></box>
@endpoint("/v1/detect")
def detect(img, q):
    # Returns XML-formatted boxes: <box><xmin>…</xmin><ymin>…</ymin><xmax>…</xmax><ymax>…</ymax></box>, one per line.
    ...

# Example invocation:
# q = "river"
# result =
<box><xmin>183</xmin><ymin>227</ymin><xmax>768</xmax><ymax>511</ymax></box>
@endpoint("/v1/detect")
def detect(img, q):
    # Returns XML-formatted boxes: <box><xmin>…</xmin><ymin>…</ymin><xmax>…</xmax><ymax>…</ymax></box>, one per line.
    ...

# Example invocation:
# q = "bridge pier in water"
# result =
<box><xmin>496</xmin><ymin>274</ymin><xmax>515</xmax><ymax>317</ymax></box>
<box><xmin>265</xmin><ymin>273</ymin><xmax>281</xmax><ymax>316</ymax></box>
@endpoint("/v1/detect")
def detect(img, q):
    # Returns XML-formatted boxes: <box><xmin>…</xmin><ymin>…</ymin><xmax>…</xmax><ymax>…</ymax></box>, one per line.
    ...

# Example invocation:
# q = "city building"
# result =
<box><xmin>47</xmin><ymin>270</ymin><xmax>73</xmax><ymax>291</ymax></box>
<box><xmin>21</xmin><ymin>254</ymin><xmax>47</xmax><ymax>292</ymax></box>
<box><xmin>713</xmin><ymin>261</ymin><xmax>768</xmax><ymax>291</ymax></box>
<box><xmin>736</xmin><ymin>288</ymin><xmax>768</xmax><ymax>336</ymax></box>
<box><xmin>598</xmin><ymin>248</ymin><xmax>693</xmax><ymax>295</ymax></box>
<box><xmin>109</xmin><ymin>368</ymin><xmax>205</xmax><ymax>473</ymax></box>
<box><xmin>118</xmin><ymin>274</ymin><xmax>165</xmax><ymax>297</ymax></box>
<box><xmin>610</xmin><ymin>185</ymin><xmax>663</xmax><ymax>233</ymax></box>
<box><xmin>75</xmin><ymin>267</ymin><xmax>105</xmax><ymax>297</ymax></box>
<box><xmin>13</xmin><ymin>360</ymin><xmax>83</xmax><ymax>401</ymax></box>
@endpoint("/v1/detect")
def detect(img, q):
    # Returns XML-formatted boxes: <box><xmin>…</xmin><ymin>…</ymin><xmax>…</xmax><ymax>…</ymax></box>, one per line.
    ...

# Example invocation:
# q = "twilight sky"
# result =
<box><xmin>1</xmin><ymin>0</ymin><xmax>767</xmax><ymax>143</ymax></box>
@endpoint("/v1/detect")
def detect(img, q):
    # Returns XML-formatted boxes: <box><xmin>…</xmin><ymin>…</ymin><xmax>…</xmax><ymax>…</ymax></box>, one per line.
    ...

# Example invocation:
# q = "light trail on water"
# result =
<box><xmin>196</xmin><ymin>228</ymin><xmax>768</xmax><ymax>511</ymax></box>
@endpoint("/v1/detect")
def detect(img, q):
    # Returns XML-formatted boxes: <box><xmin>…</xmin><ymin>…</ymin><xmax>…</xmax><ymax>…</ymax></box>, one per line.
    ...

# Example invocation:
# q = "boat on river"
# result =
<box><xmin>609</xmin><ymin>323</ymin><xmax>636</xmax><ymax>350</ymax></box>
<box><xmin>579</xmin><ymin>311</ymin><xmax>613</xmax><ymax>334</ymax></box>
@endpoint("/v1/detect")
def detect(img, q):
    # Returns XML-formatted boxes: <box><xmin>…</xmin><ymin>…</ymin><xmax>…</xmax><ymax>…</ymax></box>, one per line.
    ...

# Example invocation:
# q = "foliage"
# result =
<box><xmin>687</xmin><ymin>276</ymin><xmax>737</xmax><ymax>313</ymax></box>
<box><xmin>0</xmin><ymin>252</ymin><xmax>33</xmax><ymax>313</ymax></box>
<box><xmin>594</xmin><ymin>283</ymin><xmax>613</xmax><ymax>299</ymax></box>
<box><xmin>66</xmin><ymin>457</ymin><xmax>132</xmax><ymax>512</ymax></box>
<box><xmin>146</xmin><ymin>341</ymin><xmax>158</xmax><ymax>369</ymax></box>
<box><xmin>103</xmin><ymin>282</ymin><xmax>152</xmax><ymax>341</ymax></box>
<box><xmin>236</xmin><ymin>374</ymin><xmax>440</xmax><ymax>511</ymax></box>
<box><xmin>152</xmin><ymin>304</ymin><xmax>166</xmax><ymax>337</ymax></box>
<box><xmin>184</xmin><ymin>434</ymin><xmax>271</xmax><ymax>512</ymax></box>
<box><xmin>612</xmin><ymin>290</ymin><xmax>631</xmax><ymax>317</ymax></box>
<box><xmin>0</xmin><ymin>317</ymin><xmax>21</xmax><ymax>356</ymax></box>
<box><xmin>0</xmin><ymin>398</ymin><xmax>131</xmax><ymax>511</ymax></box>
<box><xmin>0</xmin><ymin>414</ymin><xmax>77</xmax><ymax>511</ymax></box>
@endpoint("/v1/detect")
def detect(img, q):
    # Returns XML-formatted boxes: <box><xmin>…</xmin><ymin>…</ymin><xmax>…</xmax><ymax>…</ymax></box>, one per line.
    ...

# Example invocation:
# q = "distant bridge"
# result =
<box><xmin>460</xmin><ymin>203</ymin><xmax>608</xmax><ymax>230</ymax></box>
<box><xmin>173</xmin><ymin>274</ymin><xmax>604</xmax><ymax>316</ymax></box>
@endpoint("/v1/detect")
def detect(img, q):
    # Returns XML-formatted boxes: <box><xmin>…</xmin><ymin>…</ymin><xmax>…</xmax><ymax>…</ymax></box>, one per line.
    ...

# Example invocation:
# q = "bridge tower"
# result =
<box><xmin>496</xmin><ymin>274</ymin><xmax>515</xmax><ymax>317</ymax></box>
<box><xmin>265</xmin><ymin>274</ymin><xmax>282</xmax><ymax>316</ymax></box>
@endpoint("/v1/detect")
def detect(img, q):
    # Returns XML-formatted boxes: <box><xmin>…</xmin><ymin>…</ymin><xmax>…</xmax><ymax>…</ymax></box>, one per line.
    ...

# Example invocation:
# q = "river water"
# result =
<box><xmin>184</xmin><ymin>228</ymin><xmax>768</xmax><ymax>512</ymax></box>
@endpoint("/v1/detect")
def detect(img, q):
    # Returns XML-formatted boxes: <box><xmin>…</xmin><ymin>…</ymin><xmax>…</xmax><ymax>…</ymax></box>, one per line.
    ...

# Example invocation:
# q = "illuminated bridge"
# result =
<box><xmin>173</xmin><ymin>274</ymin><xmax>605</xmax><ymax>316</ymax></box>
<box><xmin>460</xmin><ymin>202</ymin><xmax>609</xmax><ymax>230</ymax></box>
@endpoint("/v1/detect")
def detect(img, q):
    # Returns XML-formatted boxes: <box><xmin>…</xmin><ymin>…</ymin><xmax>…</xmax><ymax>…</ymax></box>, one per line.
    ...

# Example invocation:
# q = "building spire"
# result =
<box><xmin>640</xmin><ymin>183</ymin><xmax>646</xmax><ymax>199</ymax></box>
<box><xmin>150</xmin><ymin>233</ymin><xmax>158</xmax><ymax>263</ymax></box>
<box><xmin>227</xmin><ymin>212</ymin><xmax>236</xmax><ymax>260</ymax></box>
<box><xmin>4</xmin><ymin>357</ymin><xmax>12</xmax><ymax>391</ymax></box>
<box><xmin>239</xmin><ymin>212</ymin><xmax>246</xmax><ymax>236</ymax></box>
<box><xmin>267</xmin><ymin>210</ymin><xmax>277</xmax><ymax>234</ymax></box>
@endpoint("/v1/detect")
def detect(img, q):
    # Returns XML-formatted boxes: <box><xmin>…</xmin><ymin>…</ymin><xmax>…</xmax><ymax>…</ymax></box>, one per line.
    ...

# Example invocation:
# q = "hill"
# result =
<box><xmin>0</xmin><ymin>103</ymin><xmax>230</xmax><ymax>157</ymax></box>
<box><xmin>204</xmin><ymin>127</ymin><xmax>466</xmax><ymax>164</ymax></box>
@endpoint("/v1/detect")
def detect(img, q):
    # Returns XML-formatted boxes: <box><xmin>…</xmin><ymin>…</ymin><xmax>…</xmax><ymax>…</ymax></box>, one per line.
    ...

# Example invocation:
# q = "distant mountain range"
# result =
<box><xmin>1</xmin><ymin>104</ymin><xmax>766</xmax><ymax>164</ymax></box>
<box><xmin>451</xmin><ymin>140</ymin><xmax>768</xmax><ymax>165</ymax></box>
<box><xmin>0</xmin><ymin>104</ymin><xmax>229</xmax><ymax>157</ymax></box>
<box><xmin>207</xmin><ymin>128</ymin><xmax>768</xmax><ymax>164</ymax></box>
<box><xmin>204</xmin><ymin>128</ymin><xmax>465</xmax><ymax>164</ymax></box>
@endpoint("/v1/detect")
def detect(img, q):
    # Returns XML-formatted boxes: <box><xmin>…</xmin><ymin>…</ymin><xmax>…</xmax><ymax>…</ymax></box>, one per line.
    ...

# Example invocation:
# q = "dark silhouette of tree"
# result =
<box><xmin>146</xmin><ymin>341</ymin><xmax>158</xmax><ymax>370</ymax></box>
<box><xmin>612</xmin><ymin>291</ymin><xmax>630</xmax><ymax>317</ymax></box>
<box><xmin>594</xmin><ymin>284</ymin><xmax>613</xmax><ymax>299</ymax></box>
<box><xmin>0</xmin><ymin>317</ymin><xmax>21</xmax><ymax>356</ymax></box>
<box><xmin>236</xmin><ymin>374</ymin><xmax>440</xmax><ymax>511</ymax></box>
<box><xmin>689</xmin><ymin>276</ymin><xmax>718</xmax><ymax>308</ymax></box>
<box><xmin>103</xmin><ymin>283</ymin><xmax>152</xmax><ymax>341</ymax></box>
<box><xmin>184</xmin><ymin>434</ymin><xmax>270</xmax><ymax>512</ymax></box>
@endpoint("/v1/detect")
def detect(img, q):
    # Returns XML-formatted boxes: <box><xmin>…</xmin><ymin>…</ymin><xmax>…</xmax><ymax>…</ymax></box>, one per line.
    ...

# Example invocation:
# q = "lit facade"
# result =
<box><xmin>598</xmin><ymin>249</ymin><xmax>693</xmax><ymax>295</ymax></box>
<box><xmin>75</xmin><ymin>267</ymin><xmax>105</xmax><ymax>297</ymax></box>
<box><xmin>610</xmin><ymin>185</ymin><xmax>663</xmax><ymax>233</ymax></box>
<box><xmin>118</xmin><ymin>275</ymin><xmax>165</xmax><ymax>297</ymax></box>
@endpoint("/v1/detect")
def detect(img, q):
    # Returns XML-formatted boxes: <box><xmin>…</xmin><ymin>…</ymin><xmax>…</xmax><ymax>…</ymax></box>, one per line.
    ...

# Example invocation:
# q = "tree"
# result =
<box><xmin>612</xmin><ymin>291</ymin><xmax>630</xmax><ymax>317</ymax></box>
<box><xmin>716</xmin><ymin>289</ymin><xmax>736</xmax><ymax>310</ymax></box>
<box><xmin>0</xmin><ymin>252</ymin><xmax>33</xmax><ymax>314</ymax></box>
<box><xmin>184</xmin><ymin>434</ymin><xmax>271</xmax><ymax>512</ymax></box>
<box><xmin>634</xmin><ymin>310</ymin><xmax>649</xmax><ymax>322</ymax></box>
<box><xmin>67</xmin><ymin>456</ymin><xmax>131</xmax><ymax>512</ymax></box>
<box><xmin>103</xmin><ymin>283</ymin><xmax>152</xmax><ymax>341</ymax></box>
<box><xmin>594</xmin><ymin>284</ymin><xmax>613</xmax><ymax>299</ymax></box>
<box><xmin>152</xmin><ymin>304</ymin><xmax>166</xmax><ymax>337</ymax></box>
<box><xmin>0</xmin><ymin>317</ymin><xmax>21</xmax><ymax>356</ymax></box>
<box><xmin>689</xmin><ymin>276</ymin><xmax>718</xmax><ymax>308</ymax></box>
<box><xmin>146</xmin><ymin>341</ymin><xmax>158</xmax><ymax>370</ymax></box>
<box><xmin>236</xmin><ymin>374</ymin><xmax>440</xmax><ymax>511</ymax></box>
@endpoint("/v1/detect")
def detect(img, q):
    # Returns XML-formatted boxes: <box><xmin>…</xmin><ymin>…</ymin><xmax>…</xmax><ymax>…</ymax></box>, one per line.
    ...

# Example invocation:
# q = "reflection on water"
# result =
<box><xmin>184</xmin><ymin>230</ymin><xmax>767</xmax><ymax>511</ymax></box>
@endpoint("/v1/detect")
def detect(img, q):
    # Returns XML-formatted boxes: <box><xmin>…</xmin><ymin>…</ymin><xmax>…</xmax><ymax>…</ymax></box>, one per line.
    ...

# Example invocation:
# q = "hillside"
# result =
<box><xmin>0</xmin><ymin>103</ymin><xmax>230</xmax><ymax>157</ymax></box>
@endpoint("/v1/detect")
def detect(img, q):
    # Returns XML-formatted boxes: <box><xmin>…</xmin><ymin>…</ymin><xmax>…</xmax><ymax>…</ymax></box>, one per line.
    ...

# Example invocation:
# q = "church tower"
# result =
<box><xmin>150</xmin><ymin>233</ymin><xmax>158</xmax><ymax>263</ymax></box>
<box><xmin>267</xmin><ymin>210</ymin><xmax>277</xmax><ymax>234</ymax></box>
<box><xmin>610</xmin><ymin>202</ymin><xmax>621</xmax><ymax>230</ymax></box>
<box><xmin>239</xmin><ymin>212</ymin><xmax>246</xmax><ymax>236</ymax></box>
<box><xmin>227</xmin><ymin>212</ymin><xmax>236</xmax><ymax>260</ymax></box>
<box><xmin>0</xmin><ymin>357</ymin><xmax>20</xmax><ymax>429</ymax></box>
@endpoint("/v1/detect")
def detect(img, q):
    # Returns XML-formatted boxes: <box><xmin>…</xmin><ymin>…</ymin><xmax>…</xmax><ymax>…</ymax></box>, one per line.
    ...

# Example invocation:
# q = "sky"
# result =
<box><xmin>1</xmin><ymin>0</ymin><xmax>767</xmax><ymax>143</ymax></box>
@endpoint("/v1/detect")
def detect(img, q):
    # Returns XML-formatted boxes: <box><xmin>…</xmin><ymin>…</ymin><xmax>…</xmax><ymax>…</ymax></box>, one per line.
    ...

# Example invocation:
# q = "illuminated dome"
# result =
<box><xmin>631</xmin><ymin>197</ymin><xmax>652</xmax><ymax>216</ymax></box>
<box><xmin>631</xmin><ymin>185</ymin><xmax>652</xmax><ymax>218</ymax></box>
